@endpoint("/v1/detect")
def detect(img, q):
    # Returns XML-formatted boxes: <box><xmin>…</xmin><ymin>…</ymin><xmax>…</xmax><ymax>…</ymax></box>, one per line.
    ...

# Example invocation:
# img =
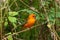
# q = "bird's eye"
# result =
<box><xmin>33</xmin><ymin>16</ymin><xmax>35</xmax><ymax>17</ymax></box>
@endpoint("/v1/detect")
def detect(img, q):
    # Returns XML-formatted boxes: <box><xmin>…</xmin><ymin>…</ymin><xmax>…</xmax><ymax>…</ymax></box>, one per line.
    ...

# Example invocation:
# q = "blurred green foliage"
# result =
<box><xmin>1</xmin><ymin>0</ymin><xmax>60</xmax><ymax>40</ymax></box>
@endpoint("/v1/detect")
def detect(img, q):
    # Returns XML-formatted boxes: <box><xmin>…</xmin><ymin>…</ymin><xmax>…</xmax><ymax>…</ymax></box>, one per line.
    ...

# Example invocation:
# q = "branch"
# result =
<box><xmin>19</xmin><ymin>0</ymin><xmax>40</xmax><ymax>13</ymax></box>
<box><xmin>2</xmin><ymin>21</ymin><xmax>47</xmax><ymax>40</ymax></box>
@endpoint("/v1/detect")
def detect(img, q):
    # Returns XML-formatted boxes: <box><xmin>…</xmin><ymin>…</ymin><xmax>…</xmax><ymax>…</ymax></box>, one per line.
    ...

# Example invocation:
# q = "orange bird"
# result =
<box><xmin>23</xmin><ymin>14</ymin><xmax>36</xmax><ymax>28</ymax></box>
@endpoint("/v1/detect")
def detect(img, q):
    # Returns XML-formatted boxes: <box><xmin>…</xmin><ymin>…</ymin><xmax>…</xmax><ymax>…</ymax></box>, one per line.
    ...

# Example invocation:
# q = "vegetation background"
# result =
<box><xmin>0</xmin><ymin>0</ymin><xmax>60</xmax><ymax>40</ymax></box>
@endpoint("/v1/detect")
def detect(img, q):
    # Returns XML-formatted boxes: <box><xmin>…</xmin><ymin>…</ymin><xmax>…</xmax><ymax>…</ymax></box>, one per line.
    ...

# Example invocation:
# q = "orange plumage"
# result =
<box><xmin>23</xmin><ymin>14</ymin><xmax>36</xmax><ymax>28</ymax></box>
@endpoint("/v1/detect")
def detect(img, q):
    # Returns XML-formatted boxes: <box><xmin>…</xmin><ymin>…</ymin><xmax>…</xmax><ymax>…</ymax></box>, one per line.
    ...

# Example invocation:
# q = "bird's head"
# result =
<box><xmin>28</xmin><ymin>14</ymin><xmax>36</xmax><ymax>19</ymax></box>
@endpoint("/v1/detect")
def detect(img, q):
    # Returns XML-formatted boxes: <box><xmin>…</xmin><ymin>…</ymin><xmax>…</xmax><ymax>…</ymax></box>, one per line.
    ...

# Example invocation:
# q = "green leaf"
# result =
<box><xmin>8</xmin><ymin>16</ymin><xmax>17</xmax><ymax>23</ymax></box>
<box><xmin>9</xmin><ymin>12</ymin><xmax>18</xmax><ymax>16</ymax></box>
<box><xmin>20</xmin><ymin>9</ymin><xmax>28</xmax><ymax>12</ymax></box>
<box><xmin>48</xmin><ymin>8</ymin><xmax>55</xmax><ymax>22</ymax></box>
<box><xmin>13</xmin><ymin>23</ymin><xmax>17</xmax><ymax>29</ymax></box>
<box><xmin>7</xmin><ymin>33</ymin><xmax>13</xmax><ymax>40</ymax></box>
<box><xmin>4</xmin><ymin>19</ymin><xmax>8</xmax><ymax>27</ymax></box>
<box><xmin>4</xmin><ymin>21</ymin><xmax>8</xmax><ymax>27</ymax></box>
<box><xmin>56</xmin><ymin>12</ymin><xmax>60</xmax><ymax>18</ymax></box>
<box><xmin>18</xmin><ymin>9</ymin><xmax>36</xmax><ymax>13</ymax></box>
<box><xmin>42</xmin><ymin>1</ymin><xmax>45</xmax><ymax>6</ymax></box>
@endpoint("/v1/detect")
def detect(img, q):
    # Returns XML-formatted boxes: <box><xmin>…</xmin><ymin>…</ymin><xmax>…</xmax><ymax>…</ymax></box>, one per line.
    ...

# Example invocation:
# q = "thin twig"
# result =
<box><xmin>2</xmin><ymin>21</ymin><xmax>47</xmax><ymax>40</ymax></box>
<box><xmin>19</xmin><ymin>0</ymin><xmax>39</xmax><ymax>13</ymax></box>
<box><xmin>13</xmin><ymin>36</ymin><xmax>24</xmax><ymax>40</ymax></box>
<box><xmin>14</xmin><ymin>1</ymin><xmax>19</xmax><ymax>9</ymax></box>
<box><xmin>0</xmin><ymin>5</ymin><xmax>3</xmax><ymax>40</ymax></box>
<box><xmin>9</xmin><ymin>0</ymin><xmax>17</xmax><ymax>8</ymax></box>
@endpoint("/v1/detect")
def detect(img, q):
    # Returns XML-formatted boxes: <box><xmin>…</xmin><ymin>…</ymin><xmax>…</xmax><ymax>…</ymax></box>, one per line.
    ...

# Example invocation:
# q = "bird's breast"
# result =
<box><xmin>24</xmin><ymin>18</ymin><xmax>36</xmax><ymax>28</ymax></box>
